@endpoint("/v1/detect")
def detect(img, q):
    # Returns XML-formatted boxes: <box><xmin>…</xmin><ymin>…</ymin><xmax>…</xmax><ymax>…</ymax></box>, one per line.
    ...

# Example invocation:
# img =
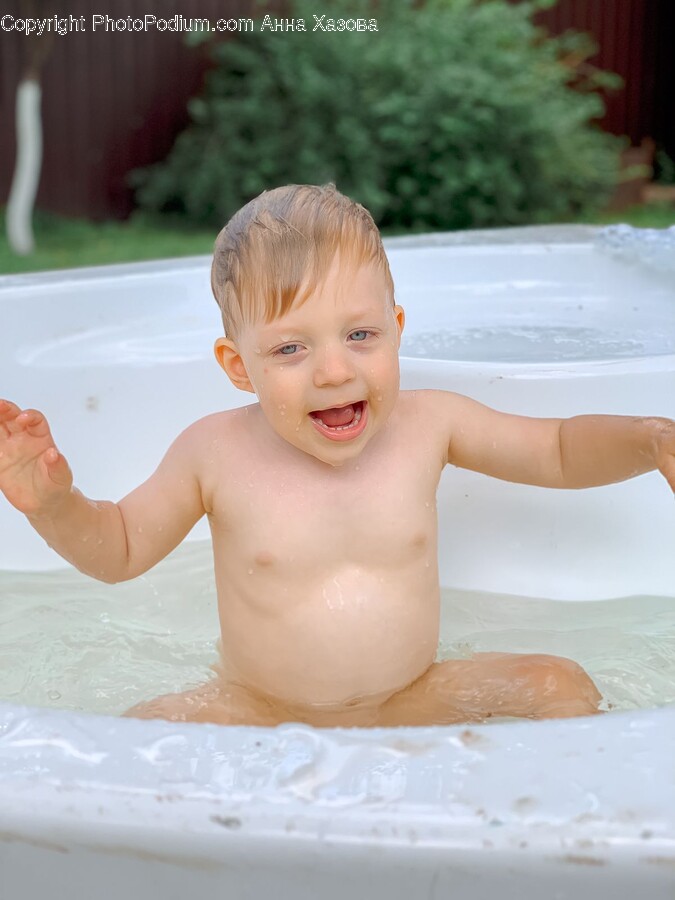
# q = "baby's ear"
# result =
<box><xmin>394</xmin><ymin>304</ymin><xmax>405</xmax><ymax>342</ymax></box>
<box><xmin>213</xmin><ymin>338</ymin><xmax>256</xmax><ymax>394</ymax></box>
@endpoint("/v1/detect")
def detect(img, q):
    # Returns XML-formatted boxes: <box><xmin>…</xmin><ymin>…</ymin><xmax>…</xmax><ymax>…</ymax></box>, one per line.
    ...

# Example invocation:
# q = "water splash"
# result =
<box><xmin>595</xmin><ymin>224</ymin><xmax>675</xmax><ymax>273</ymax></box>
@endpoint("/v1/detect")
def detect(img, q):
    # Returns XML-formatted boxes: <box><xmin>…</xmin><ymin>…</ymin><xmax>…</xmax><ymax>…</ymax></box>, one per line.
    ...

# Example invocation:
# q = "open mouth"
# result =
<box><xmin>308</xmin><ymin>400</ymin><xmax>368</xmax><ymax>441</ymax></box>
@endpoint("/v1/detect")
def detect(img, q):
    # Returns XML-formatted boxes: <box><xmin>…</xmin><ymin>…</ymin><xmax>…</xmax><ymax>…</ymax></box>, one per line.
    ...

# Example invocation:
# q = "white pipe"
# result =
<box><xmin>6</xmin><ymin>78</ymin><xmax>42</xmax><ymax>256</ymax></box>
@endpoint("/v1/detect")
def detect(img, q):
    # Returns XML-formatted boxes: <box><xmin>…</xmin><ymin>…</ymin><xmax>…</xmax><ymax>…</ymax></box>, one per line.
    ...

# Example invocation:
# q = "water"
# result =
<box><xmin>399</xmin><ymin>325</ymin><xmax>668</xmax><ymax>363</ymax></box>
<box><xmin>1</xmin><ymin>539</ymin><xmax>674</xmax><ymax>718</ymax></box>
<box><xmin>596</xmin><ymin>223</ymin><xmax>675</xmax><ymax>274</ymax></box>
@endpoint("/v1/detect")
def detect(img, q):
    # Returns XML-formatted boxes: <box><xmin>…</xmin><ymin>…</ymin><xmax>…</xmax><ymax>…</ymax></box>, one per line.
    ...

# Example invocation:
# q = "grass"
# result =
<box><xmin>1</xmin><ymin>203</ymin><xmax>674</xmax><ymax>275</ymax></box>
<box><xmin>0</xmin><ymin>211</ymin><xmax>215</xmax><ymax>275</ymax></box>
<box><xmin>575</xmin><ymin>201</ymin><xmax>675</xmax><ymax>229</ymax></box>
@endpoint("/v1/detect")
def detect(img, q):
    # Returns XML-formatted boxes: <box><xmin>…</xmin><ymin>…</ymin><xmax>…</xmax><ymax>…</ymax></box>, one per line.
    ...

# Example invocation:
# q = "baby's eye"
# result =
<box><xmin>350</xmin><ymin>330</ymin><xmax>372</xmax><ymax>342</ymax></box>
<box><xmin>275</xmin><ymin>344</ymin><xmax>300</xmax><ymax>356</ymax></box>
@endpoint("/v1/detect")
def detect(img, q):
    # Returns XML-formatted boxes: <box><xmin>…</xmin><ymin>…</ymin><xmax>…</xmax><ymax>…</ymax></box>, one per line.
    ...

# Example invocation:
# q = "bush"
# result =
<box><xmin>132</xmin><ymin>0</ymin><xmax>624</xmax><ymax>231</ymax></box>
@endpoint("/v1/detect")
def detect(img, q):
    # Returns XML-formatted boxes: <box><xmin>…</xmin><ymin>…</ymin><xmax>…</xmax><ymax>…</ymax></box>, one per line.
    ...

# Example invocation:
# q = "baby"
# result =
<box><xmin>1</xmin><ymin>184</ymin><xmax>674</xmax><ymax>728</ymax></box>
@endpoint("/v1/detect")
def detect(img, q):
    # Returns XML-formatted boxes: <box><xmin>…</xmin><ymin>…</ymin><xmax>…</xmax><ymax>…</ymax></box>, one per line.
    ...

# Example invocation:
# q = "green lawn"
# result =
<box><xmin>0</xmin><ymin>212</ymin><xmax>215</xmax><ymax>275</ymax></box>
<box><xmin>576</xmin><ymin>201</ymin><xmax>675</xmax><ymax>229</ymax></box>
<box><xmin>1</xmin><ymin>203</ymin><xmax>674</xmax><ymax>275</ymax></box>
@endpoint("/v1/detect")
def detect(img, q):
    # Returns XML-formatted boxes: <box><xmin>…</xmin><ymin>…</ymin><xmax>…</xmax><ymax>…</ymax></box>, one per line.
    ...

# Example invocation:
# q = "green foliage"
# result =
<box><xmin>655</xmin><ymin>149</ymin><xmax>675</xmax><ymax>185</ymax></box>
<box><xmin>132</xmin><ymin>0</ymin><xmax>624</xmax><ymax>231</ymax></box>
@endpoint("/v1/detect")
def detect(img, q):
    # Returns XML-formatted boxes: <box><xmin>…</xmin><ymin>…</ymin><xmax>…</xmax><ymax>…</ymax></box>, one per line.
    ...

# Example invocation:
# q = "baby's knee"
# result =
<box><xmin>122</xmin><ymin>693</ymin><xmax>191</xmax><ymax>722</ymax></box>
<box><xmin>527</xmin><ymin>654</ymin><xmax>602</xmax><ymax>715</ymax></box>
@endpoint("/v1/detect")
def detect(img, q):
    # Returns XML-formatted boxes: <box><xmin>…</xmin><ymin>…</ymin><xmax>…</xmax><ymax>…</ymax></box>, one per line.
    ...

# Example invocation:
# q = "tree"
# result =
<box><xmin>6</xmin><ymin>0</ymin><xmax>55</xmax><ymax>255</ymax></box>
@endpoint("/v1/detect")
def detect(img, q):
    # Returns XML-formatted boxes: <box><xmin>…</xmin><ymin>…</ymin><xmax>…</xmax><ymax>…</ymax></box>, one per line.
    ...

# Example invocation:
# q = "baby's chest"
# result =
<box><xmin>214</xmin><ymin>466</ymin><xmax>438</xmax><ymax>567</ymax></box>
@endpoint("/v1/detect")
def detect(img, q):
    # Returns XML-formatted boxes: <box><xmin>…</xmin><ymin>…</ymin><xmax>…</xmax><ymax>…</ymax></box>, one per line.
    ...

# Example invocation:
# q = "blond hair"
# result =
<box><xmin>210</xmin><ymin>183</ymin><xmax>394</xmax><ymax>341</ymax></box>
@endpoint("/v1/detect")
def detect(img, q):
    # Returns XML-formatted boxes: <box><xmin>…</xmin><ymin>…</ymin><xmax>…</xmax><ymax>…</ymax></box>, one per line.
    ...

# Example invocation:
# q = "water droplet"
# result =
<box><xmin>137</xmin><ymin>527</ymin><xmax>143</xmax><ymax>533</ymax></box>
<box><xmin>47</xmin><ymin>690</ymin><xmax>61</xmax><ymax>701</ymax></box>
<box><xmin>247</xmin><ymin>568</ymin><xmax>253</xmax><ymax>575</ymax></box>
<box><xmin>97</xmin><ymin>538</ymin><xmax>103</xmax><ymax>545</ymax></box>
<box><xmin>158</xmin><ymin>526</ymin><xmax>163</xmax><ymax>532</ymax></box>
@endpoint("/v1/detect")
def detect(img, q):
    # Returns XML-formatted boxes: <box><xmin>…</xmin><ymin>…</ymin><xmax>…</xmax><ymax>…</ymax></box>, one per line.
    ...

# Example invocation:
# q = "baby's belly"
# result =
<box><xmin>216</xmin><ymin>564</ymin><xmax>440</xmax><ymax>709</ymax></box>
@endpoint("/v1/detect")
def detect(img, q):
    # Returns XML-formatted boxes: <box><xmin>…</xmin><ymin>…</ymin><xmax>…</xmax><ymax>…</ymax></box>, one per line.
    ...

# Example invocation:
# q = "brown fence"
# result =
<box><xmin>0</xmin><ymin>0</ymin><xmax>672</xmax><ymax>221</ymax></box>
<box><xmin>0</xmin><ymin>0</ymin><xmax>264</xmax><ymax>219</ymax></box>
<box><xmin>532</xmin><ymin>0</ymin><xmax>673</xmax><ymax>152</ymax></box>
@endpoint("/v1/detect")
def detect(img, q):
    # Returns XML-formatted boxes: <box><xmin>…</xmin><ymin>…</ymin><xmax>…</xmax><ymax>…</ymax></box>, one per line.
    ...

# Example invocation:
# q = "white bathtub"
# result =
<box><xmin>1</xmin><ymin>225</ymin><xmax>674</xmax><ymax>897</ymax></box>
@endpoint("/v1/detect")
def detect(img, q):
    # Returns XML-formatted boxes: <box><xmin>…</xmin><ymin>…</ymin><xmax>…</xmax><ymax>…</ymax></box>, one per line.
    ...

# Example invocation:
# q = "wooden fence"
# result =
<box><xmin>0</xmin><ymin>0</ymin><xmax>672</xmax><ymax>220</ymax></box>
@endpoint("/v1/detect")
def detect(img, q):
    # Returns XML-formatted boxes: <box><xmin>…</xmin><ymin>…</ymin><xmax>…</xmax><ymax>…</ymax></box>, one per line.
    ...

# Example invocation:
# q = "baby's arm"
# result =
<box><xmin>558</xmin><ymin>414</ymin><xmax>674</xmax><ymax>491</ymax></box>
<box><xmin>0</xmin><ymin>399</ymin><xmax>205</xmax><ymax>583</ymax></box>
<box><xmin>436</xmin><ymin>391</ymin><xmax>674</xmax><ymax>490</ymax></box>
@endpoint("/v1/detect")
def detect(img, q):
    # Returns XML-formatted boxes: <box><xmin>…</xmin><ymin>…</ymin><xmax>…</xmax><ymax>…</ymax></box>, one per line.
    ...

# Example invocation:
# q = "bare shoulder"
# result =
<box><xmin>398</xmin><ymin>387</ymin><xmax>457</xmax><ymax>424</ymax></box>
<box><xmin>406</xmin><ymin>389</ymin><xmax>488</xmax><ymax>466</ymax></box>
<box><xmin>398</xmin><ymin>389</ymin><xmax>454</xmax><ymax>466</ymax></box>
<box><xmin>177</xmin><ymin>404</ymin><xmax>258</xmax><ymax>511</ymax></box>
<box><xmin>186</xmin><ymin>405</ymin><xmax>254</xmax><ymax>440</ymax></box>
<box><xmin>413</xmin><ymin>388</ymin><xmax>481</xmax><ymax>419</ymax></box>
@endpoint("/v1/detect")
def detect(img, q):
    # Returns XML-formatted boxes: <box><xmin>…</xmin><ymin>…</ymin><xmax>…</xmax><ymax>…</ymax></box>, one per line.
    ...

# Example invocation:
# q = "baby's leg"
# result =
<box><xmin>377</xmin><ymin>652</ymin><xmax>602</xmax><ymax>727</ymax></box>
<box><xmin>122</xmin><ymin>680</ymin><xmax>286</xmax><ymax>726</ymax></box>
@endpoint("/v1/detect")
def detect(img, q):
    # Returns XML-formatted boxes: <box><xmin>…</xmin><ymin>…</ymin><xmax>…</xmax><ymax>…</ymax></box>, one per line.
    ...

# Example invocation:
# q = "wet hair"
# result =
<box><xmin>210</xmin><ymin>183</ymin><xmax>394</xmax><ymax>342</ymax></box>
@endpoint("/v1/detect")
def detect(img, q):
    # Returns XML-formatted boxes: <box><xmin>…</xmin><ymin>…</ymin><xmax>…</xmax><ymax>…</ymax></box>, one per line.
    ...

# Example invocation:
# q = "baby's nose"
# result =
<box><xmin>314</xmin><ymin>345</ymin><xmax>355</xmax><ymax>385</ymax></box>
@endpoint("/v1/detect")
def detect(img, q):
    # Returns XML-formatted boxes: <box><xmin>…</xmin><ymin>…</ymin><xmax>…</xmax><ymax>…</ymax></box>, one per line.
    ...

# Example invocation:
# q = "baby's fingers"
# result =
<box><xmin>15</xmin><ymin>407</ymin><xmax>51</xmax><ymax>437</ymax></box>
<box><xmin>0</xmin><ymin>398</ymin><xmax>24</xmax><ymax>436</ymax></box>
<box><xmin>0</xmin><ymin>401</ymin><xmax>50</xmax><ymax>438</ymax></box>
<box><xmin>39</xmin><ymin>445</ymin><xmax>73</xmax><ymax>488</ymax></box>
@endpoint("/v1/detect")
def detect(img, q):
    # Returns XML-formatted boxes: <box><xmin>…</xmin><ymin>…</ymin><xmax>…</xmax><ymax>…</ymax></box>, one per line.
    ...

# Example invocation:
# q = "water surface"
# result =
<box><xmin>1</xmin><ymin>540</ymin><xmax>673</xmax><ymax>718</ymax></box>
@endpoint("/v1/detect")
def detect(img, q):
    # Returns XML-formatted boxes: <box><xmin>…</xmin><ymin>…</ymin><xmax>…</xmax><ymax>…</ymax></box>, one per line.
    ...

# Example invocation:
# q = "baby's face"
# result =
<box><xmin>221</xmin><ymin>255</ymin><xmax>405</xmax><ymax>468</ymax></box>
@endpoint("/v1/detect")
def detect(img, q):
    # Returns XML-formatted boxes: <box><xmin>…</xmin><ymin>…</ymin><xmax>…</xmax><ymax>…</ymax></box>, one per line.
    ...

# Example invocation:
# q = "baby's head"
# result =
<box><xmin>211</xmin><ymin>183</ymin><xmax>393</xmax><ymax>343</ymax></box>
<box><xmin>211</xmin><ymin>184</ymin><xmax>405</xmax><ymax>468</ymax></box>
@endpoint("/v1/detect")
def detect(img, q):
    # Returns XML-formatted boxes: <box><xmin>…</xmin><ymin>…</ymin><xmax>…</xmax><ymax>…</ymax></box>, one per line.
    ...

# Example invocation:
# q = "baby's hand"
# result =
<box><xmin>654</xmin><ymin>418</ymin><xmax>675</xmax><ymax>494</ymax></box>
<box><xmin>0</xmin><ymin>399</ymin><xmax>73</xmax><ymax>517</ymax></box>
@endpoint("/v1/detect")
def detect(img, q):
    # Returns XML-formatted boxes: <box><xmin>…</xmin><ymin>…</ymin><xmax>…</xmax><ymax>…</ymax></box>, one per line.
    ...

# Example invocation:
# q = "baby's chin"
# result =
<box><xmin>299</xmin><ymin>437</ymin><xmax>366</xmax><ymax>468</ymax></box>
<box><xmin>285</xmin><ymin>426</ymin><xmax>371</xmax><ymax>469</ymax></box>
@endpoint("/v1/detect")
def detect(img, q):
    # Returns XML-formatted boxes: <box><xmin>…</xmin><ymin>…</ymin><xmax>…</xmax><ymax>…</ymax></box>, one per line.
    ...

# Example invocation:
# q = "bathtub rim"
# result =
<box><xmin>1</xmin><ymin>698</ymin><xmax>674</xmax><ymax>857</ymax></box>
<box><xmin>0</xmin><ymin>222</ymin><xmax>602</xmax><ymax>291</ymax></box>
<box><xmin>3</xmin><ymin>224</ymin><xmax>673</xmax><ymax>378</ymax></box>
<box><xmin>2</xmin><ymin>223</ymin><xmax>674</xmax><ymax>856</ymax></box>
